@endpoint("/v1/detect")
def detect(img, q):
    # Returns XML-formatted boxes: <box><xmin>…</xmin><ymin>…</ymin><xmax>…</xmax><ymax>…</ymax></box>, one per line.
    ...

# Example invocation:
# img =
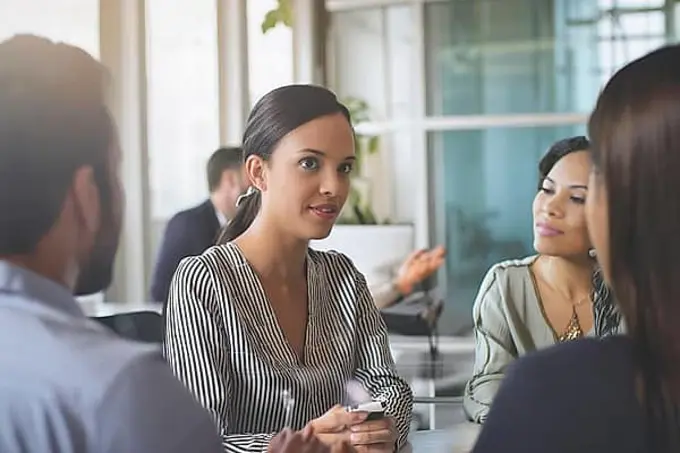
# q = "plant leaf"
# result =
<box><xmin>280</xmin><ymin>0</ymin><xmax>294</xmax><ymax>26</ymax></box>
<box><xmin>261</xmin><ymin>10</ymin><xmax>280</xmax><ymax>34</ymax></box>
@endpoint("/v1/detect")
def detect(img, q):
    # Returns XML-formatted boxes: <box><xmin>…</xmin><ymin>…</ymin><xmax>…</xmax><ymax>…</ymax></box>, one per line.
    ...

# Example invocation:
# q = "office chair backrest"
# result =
<box><xmin>92</xmin><ymin>310</ymin><xmax>164</xmax><ymax>344</ymax></box>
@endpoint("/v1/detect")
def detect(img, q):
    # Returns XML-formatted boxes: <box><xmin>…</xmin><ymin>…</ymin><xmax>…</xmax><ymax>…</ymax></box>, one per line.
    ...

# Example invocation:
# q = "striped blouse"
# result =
<box><xmin>164</xmin><ymin>243</ymin><xmax>413</xmax><ymax>453</ymax></box>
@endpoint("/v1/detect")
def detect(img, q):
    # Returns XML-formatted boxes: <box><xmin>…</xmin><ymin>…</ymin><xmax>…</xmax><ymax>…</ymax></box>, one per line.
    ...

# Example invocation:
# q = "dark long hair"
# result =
<box><xmin>589</xmin><ymin>44</ymin><xmax>680</xmax><ymax>450</ymax></box>
<box><xmin>216</xmin><ymin>84</ymin><xmax>351</xmax><ymax>244</ymax></box>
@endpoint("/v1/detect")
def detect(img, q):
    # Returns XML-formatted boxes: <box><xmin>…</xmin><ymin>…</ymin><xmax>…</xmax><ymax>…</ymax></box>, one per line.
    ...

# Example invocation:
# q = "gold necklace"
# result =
<box><xmin>557</xmin><ymin>296</ymin><xmax>591</xmax><ymax>342</ymax></box>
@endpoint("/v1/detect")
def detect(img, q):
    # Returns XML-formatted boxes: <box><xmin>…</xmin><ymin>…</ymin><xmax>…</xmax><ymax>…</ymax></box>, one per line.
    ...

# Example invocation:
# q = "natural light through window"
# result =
<box><xmin>146</xmin><ymin>0</ymin><xmax>220</xmax><ymax>220</ymax></box>
<box><xmin>247</xmin><ymin>0</ymin><xmax>294</xmax><ymax>106</ymax></box>
<box><xmin>0</xmin><ymin>0</ymin><xmax>99</xmax><ymax>57</ymax></box>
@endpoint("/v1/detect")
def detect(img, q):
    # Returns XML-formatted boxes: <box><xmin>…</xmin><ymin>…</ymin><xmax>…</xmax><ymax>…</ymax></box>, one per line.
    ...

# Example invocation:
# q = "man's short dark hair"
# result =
<box><xmin>0</xmin><ymin>35</ymin><xmax>111</xmax><ymax>255</ymax></box>
<box><xmin>207</xmin><ymin>146</ymin><xmax>243</xmax><ymax>192</ymax></box>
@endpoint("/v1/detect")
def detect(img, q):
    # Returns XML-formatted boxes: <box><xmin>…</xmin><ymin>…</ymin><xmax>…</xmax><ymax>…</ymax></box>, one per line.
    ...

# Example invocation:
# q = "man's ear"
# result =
<box><xmin>71</xmin><ymin>166</ymin><xmax>101</xmax><ymax>236</ymax></box>
<box><xmin>244</xmin><ymin>155</ymin><xmax>267</xmax><ymax>191</ymax></box>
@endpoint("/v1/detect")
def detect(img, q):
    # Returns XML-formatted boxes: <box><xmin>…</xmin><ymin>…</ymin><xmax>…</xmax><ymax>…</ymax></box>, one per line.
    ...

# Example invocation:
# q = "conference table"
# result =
<box><xmin>402</xmin><ymin>423</ymin><xmax>481</xmax><ymax>453</ymax></box>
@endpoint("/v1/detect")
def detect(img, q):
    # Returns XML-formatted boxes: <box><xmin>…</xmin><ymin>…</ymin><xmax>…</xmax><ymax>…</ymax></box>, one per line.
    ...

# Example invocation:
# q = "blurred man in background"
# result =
<box><xmin>151</xmin><ymin>146</ymin><xmax>247</xmax><ymax>302</ymax></box>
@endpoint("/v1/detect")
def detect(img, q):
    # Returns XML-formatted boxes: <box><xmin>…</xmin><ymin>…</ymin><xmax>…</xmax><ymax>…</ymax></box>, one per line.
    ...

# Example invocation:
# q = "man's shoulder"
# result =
<box><xmin>164</xmin><ymin>201</ymin><xmax>214</xmax><ymax>237</ymax></box>
<box><xmin>0</xmin><ymin>311</ymin><xmax>165</xmax><ymax>404</ymax></box>
<box><xmin>0</xmin><ymin>322</ymin><xmax>220</xmax><ymax>452</ymax></box>
<box><xmin>0</xmin><ymin>312</ymin><xmax>178</xmax><ymax>446</ymax></box>
<box><xmin>95</xmin><ymin>342</ymin><xmax>223</xmax><ymax>452</ymax></box>
<box><xmin>172</xmin><ymin>201</ymin><xmax>212</xmax><ymax>222</ymax></box>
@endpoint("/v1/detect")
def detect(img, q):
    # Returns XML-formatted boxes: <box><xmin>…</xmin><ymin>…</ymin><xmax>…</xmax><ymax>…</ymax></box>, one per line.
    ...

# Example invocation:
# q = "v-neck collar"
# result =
<box><xmin>526</xmin><ymin>260</ymin><xmax>596</xmax><ymax>343</ymax></box>
<box><xmin>227</xmin><ymin>242</ymin><xmax>315</xmax><ymax>367</ymax></box>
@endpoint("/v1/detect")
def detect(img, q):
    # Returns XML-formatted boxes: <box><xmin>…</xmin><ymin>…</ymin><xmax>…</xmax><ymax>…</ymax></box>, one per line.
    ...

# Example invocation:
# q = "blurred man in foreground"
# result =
<box><xmin>0</xmin><ymin>34</ymin><xmax>341</xmax><ymax>453</ymax></box>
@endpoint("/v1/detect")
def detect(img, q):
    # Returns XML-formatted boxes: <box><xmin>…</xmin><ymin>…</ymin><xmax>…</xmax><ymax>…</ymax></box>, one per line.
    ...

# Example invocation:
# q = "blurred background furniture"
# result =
<box><xmin>92</xmin><ymin>310</ymin><xmax>164</xmax><ymax>344</ymax></box>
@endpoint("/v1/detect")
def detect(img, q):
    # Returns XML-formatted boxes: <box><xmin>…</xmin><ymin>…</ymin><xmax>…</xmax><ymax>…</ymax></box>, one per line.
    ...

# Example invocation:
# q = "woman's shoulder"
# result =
<box><xmin>474</xmin><ymin>336</ymin><xmax>643</xmax><ymax>452</ymax></box>
<box><xmin>472</xmin><ymin>256</ymin><xmax>537</xmax><ymax>317</ymax></box>
<box><xmin>487</xmin><ymin>255</ymin><xmax>537</xmax><ymax>278</ymax></box>
<box><xmin>307</xmin><ymin>248</ymin><xmax>360</xmax><ymax>276</ymax></box>
<box><xmin>176</xmin><ymin>243</ymin><xmax>245</xmax><ymax>278</ymax></box>
<box><xmin>477</xmin><ymin>255</ymin><xmax>537</xmax><ymax>294</ymax></box>
<box><xmin>516</xmin><ymin>336</ymin><xmax>634</xmax><ymax>377</ymax></box>
<box><xmin>504</xmin><ymin>336</ymin><xmax>638</xmax><ymax>416</ymax></box>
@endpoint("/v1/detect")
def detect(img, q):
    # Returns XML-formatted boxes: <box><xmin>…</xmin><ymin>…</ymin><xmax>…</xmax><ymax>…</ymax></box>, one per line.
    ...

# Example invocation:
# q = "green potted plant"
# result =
<box><xmin>339</xmin><ymin>96</ymin><xmax>381</xmax><ymax>225</ymax></box>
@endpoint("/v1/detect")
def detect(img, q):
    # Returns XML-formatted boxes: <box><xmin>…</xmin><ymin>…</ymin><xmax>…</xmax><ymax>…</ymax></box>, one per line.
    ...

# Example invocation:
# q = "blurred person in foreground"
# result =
<box><xmin>473</xmin><ymin>44</ymin><xmax>680</xmax><ymax>453</ymax></box>
<box><xmin>0</xmin><ymin>34</ymin><xmax>339</xmax><ymax>453</ymax></box>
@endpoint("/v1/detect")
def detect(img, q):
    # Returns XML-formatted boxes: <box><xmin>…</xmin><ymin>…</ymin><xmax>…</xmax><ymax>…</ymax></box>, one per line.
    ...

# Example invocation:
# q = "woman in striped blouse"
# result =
<box><xmin>164</xmin><ymin>84</ymin><xmax>413</xmax><ymax>453</ymax></box>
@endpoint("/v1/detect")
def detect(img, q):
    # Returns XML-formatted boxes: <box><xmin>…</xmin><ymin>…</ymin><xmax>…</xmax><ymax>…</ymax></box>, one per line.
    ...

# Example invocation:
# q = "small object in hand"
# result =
<box><xmin>346</xmin><ymin>401</ymin><xmax>385</xmax><ymax>421</ymax></box>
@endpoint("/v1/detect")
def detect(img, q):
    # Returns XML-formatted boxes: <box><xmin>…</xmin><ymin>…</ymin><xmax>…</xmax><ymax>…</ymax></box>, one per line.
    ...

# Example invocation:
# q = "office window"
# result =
<box><xmin>146</xmin><ymin>0</ymin><xmax>220</xmax><ymax>220</ymax></box>
<box><xmin>327</xmin><ymin>0</ymin><xmax>672</xmax><ymax>334</ymax></box>
<box><xmin>0</xmin><ymin>0</ymin><xmax>99</xmax><ymax>57</ymax></box>
<box><xmin>425</xmin><ymin>0</ymin><xmax>671</xmax><ymax>116</ymax></box>
<box><xmin>425</xmin><ymin>0</ymin><xmax>560</xmax><ymax>116</ymax></box>
<box><xmin>247</xmin><ymin>0</ymin><xmax>294</xmax><ymax>106</ymax></box>
<box><xmin>330</xmin><ymin>6</ymin><xmax>416</xmax><ymax>121</ymax></box>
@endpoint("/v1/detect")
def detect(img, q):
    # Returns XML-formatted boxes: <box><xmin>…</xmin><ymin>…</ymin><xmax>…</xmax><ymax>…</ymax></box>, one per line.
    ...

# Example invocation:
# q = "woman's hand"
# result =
<box><xmin>349</xmin><ymin>417</ymin><xmax>397</xmax><ymax>453</ymax></box>
<box><xmin>268</xmin><ymin>426</ymin><xmax>328</xmax><ymax>453</ymax></box>
<box><xmin>269</xmin><ymin>424</ymin><xmax>358</xmax><ymax>453</ymax></box>
<box><xmin>395</xmin><ymin>246</ymin><xmax>446</xmax><ymax>295</ymax></box>
<box><xmin>308</xmin><ymin>406</ymin><xmax>397</xmax><ymax>452</ymax></box>
<box><xmin>307</xmin><ymin>405</ymin><xmax>367</xmax><ymax>448</ymax></box>
<box><xmin>331</xmin><ymin>441</ymin><xmax>358</xmax><ymax>453</ymax></box>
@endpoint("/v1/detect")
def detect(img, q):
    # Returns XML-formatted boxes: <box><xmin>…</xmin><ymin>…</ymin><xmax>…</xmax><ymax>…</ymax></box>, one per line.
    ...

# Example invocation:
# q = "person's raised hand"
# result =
<box><xmin>395</xmin><ymin>245</ymin><xmax>447</xmax><ymax>294</ymax></box>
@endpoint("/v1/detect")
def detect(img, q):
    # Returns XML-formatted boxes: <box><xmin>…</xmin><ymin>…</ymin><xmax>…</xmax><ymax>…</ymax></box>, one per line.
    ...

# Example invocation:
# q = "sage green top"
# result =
<box><xmin>463</xmin><ymin>256</ymin><xmax>596</xmax><ymax>423</ymax></box>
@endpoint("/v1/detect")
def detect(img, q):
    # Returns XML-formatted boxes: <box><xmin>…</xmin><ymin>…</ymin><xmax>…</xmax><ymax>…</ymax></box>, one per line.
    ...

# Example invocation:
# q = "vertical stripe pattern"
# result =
<box><xmin>164</xmin><ymin>243</ymin><xmax>413</xmax><ymax>453</ymax></box>
<box><xmin>592</xmin><ymin>267</ymin><xmax>624</xmax><ymax>336</ymax></box>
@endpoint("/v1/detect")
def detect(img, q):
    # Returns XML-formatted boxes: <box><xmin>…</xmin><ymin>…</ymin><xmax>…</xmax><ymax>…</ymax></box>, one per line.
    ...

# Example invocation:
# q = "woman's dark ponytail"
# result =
<box><xmin>216</xmin><ymin>189</ymin><xmax>261</xmax><ymax>244</ymax></box>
